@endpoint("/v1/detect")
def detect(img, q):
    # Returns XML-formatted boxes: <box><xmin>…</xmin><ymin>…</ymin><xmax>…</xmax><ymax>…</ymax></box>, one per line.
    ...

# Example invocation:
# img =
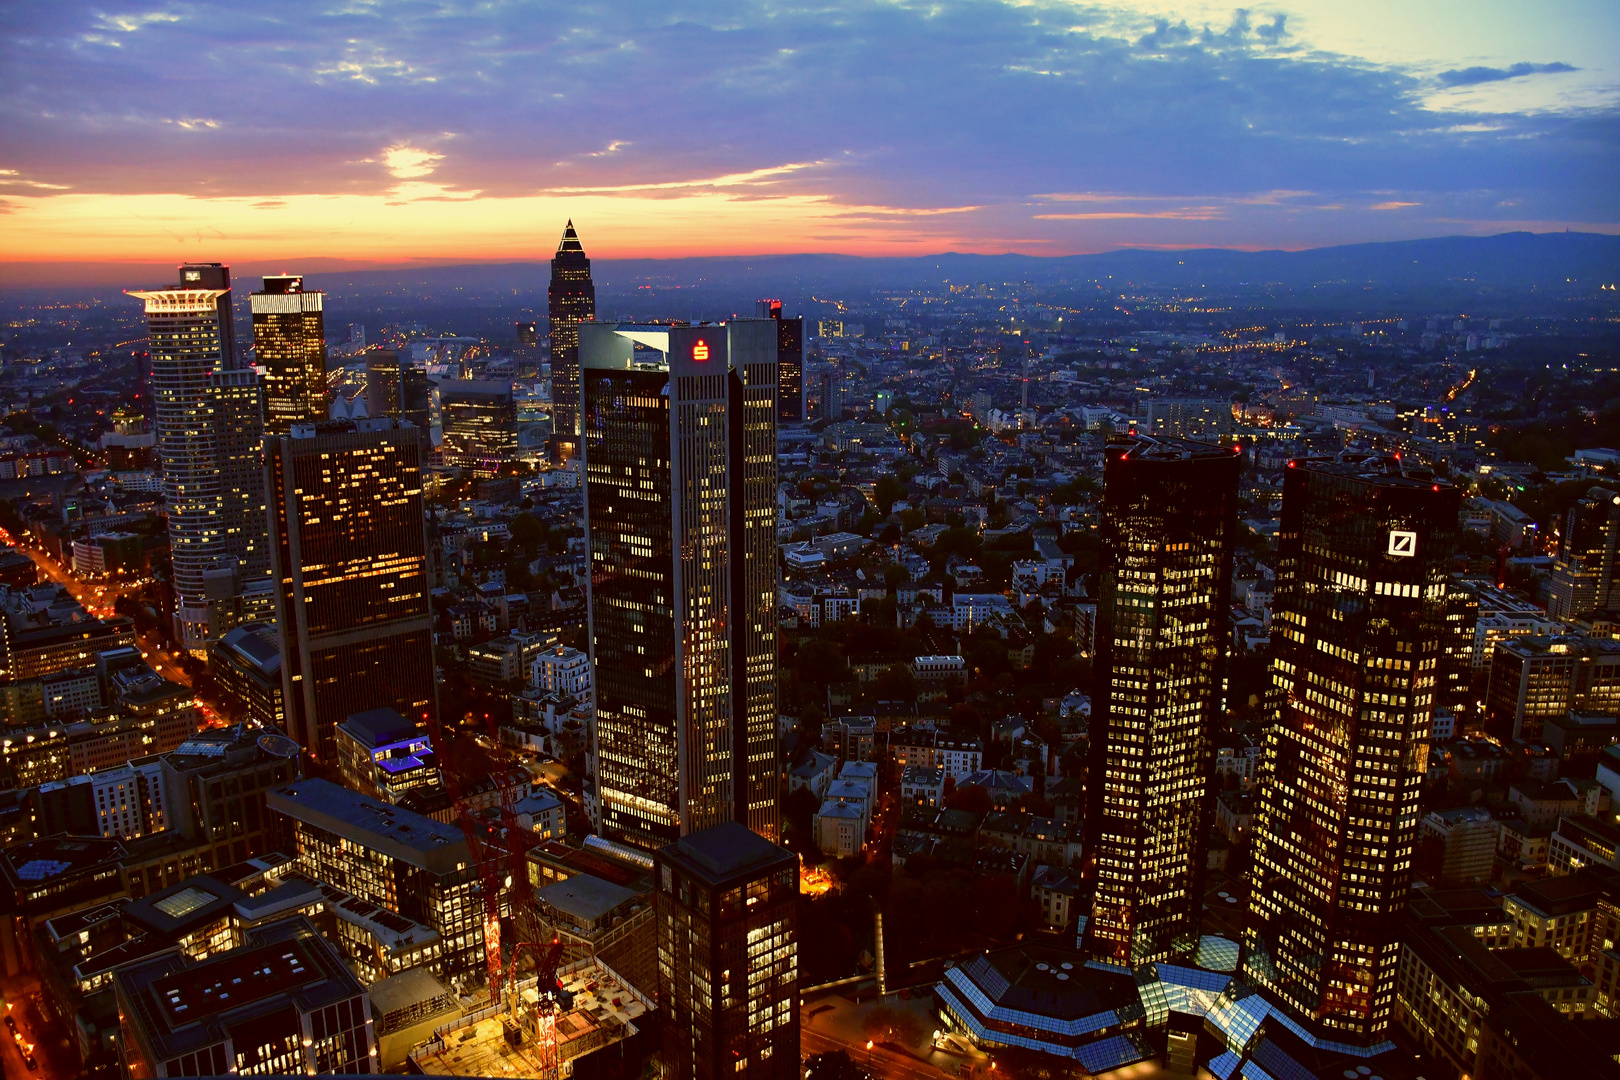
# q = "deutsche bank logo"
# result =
<box><xmin>1388</xmin><ymin>531</ymin><xmax>1417</xmax><ymax>558</ymax></box>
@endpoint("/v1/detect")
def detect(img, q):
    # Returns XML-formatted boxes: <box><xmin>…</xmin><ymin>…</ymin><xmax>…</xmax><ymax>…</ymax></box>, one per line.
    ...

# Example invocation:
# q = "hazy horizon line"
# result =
<box><xmin>1</xmin><ymin>228</ymin><xmax>1615</xmax><ymax>292</ymax></box>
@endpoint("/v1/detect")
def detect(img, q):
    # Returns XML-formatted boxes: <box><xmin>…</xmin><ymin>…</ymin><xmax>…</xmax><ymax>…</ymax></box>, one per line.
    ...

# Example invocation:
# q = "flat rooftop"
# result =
<box><xmin>218</xmin><ymin>622</ymin><xmax>280</xmax><ymax>677</ymax></box>
<box><xmin>153</xmin><ymin>935</ymin><xmax>323</xmax><ymax>1026</ymax></box>
<box><xmin>341</xmin><ymin>706</ymin><xmax>421</xmax><ymax>748</ymax></box>
<box><xmin>660</xmin><ymin>821</ymin><xmax>793</xmax><ymax>886</ymax></box>
<box><xmin>538</xmin><ymin>874</ymin><xmax>640</xmax><ymax>927</ymax></box>
<box><xmin>117</xmin><ymin>917</ymin><xmax>363</xmax><ymax>1063</ymax></box>
<box><xmin>2</xmin><ymin>834</ymin><xmax>126</xmax><ymax>890</ymax></box>
<box><xmin>267</xmin><ymin>777</ymin><xmax>466</xmax><ymax>874</ymax></box>
<box><xmin>123</xmin><ymin>875</ymin><xmax>245</xmax><ymax>939</ymax></box>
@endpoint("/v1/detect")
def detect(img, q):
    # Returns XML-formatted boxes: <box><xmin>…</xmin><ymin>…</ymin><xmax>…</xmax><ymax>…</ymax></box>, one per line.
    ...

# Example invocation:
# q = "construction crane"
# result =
<box><xmin>498</xmin><ymin>936</ymin><xmax>571</xmax><ymax>1080</ymax></box>
<box><xmin>476</xmin><ymin>712</ymin><xmax>553</xmax><ymax>946</ymax></box>
<box><xmin>422</xmin><ymin>708</ymin><xmax>509</xmax><ymax>1002</ymax></box>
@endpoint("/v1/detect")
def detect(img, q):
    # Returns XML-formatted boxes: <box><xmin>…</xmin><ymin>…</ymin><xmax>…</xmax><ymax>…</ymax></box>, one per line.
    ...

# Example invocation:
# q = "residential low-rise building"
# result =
<box><xmin>532</xmin><ymin>644</ymin><xmax>591</xmax><ymax>697</ymax></box>
<box><xmin>787</xmin><ymin>751</ymin><xmax>836</xmax><ymax>799</ymax></box>
<box><xmin>1031</xmin><ymin>866</ymin><xmax>1080</xmax><ymax>930</ymax></box>
<box><xmin>1214</xmin><ymin>790</ymin><xmax>1253</xmax><ymax>844</ymax></box>
<box><xmin>900</xmin><ymin>765</ymin><xmax>945</xmax><ymax>809</ymax></box>
<box><xmin>977</xmin><ymin>812</ymin><xmax>1080</xmax><ymax>868</ymax></box>
<box><xmin>813</xmin><ymin>800</ymin><xmax>865</xmax><ymax>859</ymax></box>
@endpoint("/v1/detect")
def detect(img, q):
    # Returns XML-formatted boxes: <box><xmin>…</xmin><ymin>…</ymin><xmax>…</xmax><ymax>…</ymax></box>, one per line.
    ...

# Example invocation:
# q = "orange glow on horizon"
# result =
<box><xmin>0</xmin><ymin>186</ymin><xmax>1004</xmax><ymax>283</ymax></box>
<box><xmin>1</xmin><ymin>184</ymin><xmax>1613</xmax><ymax>289</ymax></box>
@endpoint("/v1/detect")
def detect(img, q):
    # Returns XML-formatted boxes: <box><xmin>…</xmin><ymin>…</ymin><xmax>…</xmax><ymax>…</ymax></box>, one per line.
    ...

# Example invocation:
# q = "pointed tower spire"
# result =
<box><xmin>549</xmin><ymin>219</ymin><xmax>595</xmax><ymax>452</ymax></box>
<box><xmin>557</xmin><ymin>220</ymin><xmax>584</xmax><ymax>254</ymax></box>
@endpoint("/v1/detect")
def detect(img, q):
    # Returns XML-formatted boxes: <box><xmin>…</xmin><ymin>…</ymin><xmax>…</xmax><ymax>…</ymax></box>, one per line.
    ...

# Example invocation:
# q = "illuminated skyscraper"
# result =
<box><xmin>127</xmin><ymin>264</ymin><xmax>271</xmax><ymax>654</ymax></box>
<box><xmin>266</xmin><ymin>418</ymin><xmax>436</xmax><ymax>761</ymax></box>
<box><xmin>1079</xmin><ymin>436</ymin><xmax>1240</xmax><ymax>967</ymax></box>
<box><xmin>582</xmin><ymin>320</ymin><xmax>778</xmax><ymax>850</ymax></box>
<box><xmin>1244</xmin><ymin>456</ymin><xmax>1460</xmax><ymax>1047</ymax></box>
<box><xmin>365</xmin><ymin>348</ymin><xmax>432</xmax><ymax>431</ymax></box>
<box><xmin>755</xmin><ymin>300</ymin><xmax>804</xmax><ymax>422</ymax></box>
<box><xmin>656</xmin><ymin>823</ymin><xmax>799</xmax><ymax>1080</ymax></box>
<box><xmin>1547</xmin><ymin>487</ymin><xmax>1620</xmax><ymax>619</ymax></box>
<box><xmin>548</xmin><ymin>220</ymin><xmax>596</xmax><ymax>455</ymax></box>
<box><xmin>439</xmin><ymin>379</ymin><xmax>517</xmax><ymax>477</ymax></box>
<box><xmin>251</xmin><ymin>275</ymin><xmax>329</xmax><ymax>434</ymax></box>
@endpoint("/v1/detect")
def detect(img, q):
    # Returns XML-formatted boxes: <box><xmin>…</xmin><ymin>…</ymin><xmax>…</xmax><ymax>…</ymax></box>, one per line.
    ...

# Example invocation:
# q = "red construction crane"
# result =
<box><xmin>479</xmin><ymin>713</ymin><xmax>549</xmax><ymax>941</ymax></box>
<box><xmin>498</xmin><ymin>936</ymin><xmax>570</xmax><ymax>1079</ymax></box>
<box><xmin>423</xmin><ymin>708</ymin><xmax>508</xmax><ymax>1002</ymax></box>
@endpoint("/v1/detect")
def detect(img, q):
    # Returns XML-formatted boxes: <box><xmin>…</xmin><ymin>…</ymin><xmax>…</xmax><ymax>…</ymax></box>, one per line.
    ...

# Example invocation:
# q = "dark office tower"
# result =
<box><xmin>820</xmin><ymin>360</ymin><xmax>845</xmax><ymax>421</ymax></box>
<box><xmin>655</xmin><ymin>823</ymin><xmax>799</xmax><ymax>1080</ymax></box>
<box><xmin>582</xmin><ymin>320</ymin><xmax>778</xmax><ymax>850</ymax></box>
<box><xmin>128</xmin><ymin>264</ymin><xmax>271</xmax><ymax>654</ymax></box>
<box><xmin>440</xmin><ymin>379</ymin><xmax>517</xmax><ymax>478</ymax></box>
<box><xmin>251</xmin><ymin>275</ymin><xmax>329</xmax><ymax>434</ymax></box>
<box><xmin>755</xmin><ymin>299</ymin><xmax>804</xmax><ymax>422</ymax></box>
<box><xmin>1079</xmin><ymin>436</ymin><xmax>1241</xmax><ymax>967</ymax></box>
<box><xmin>364</xmin><ymin>348</ymin><xmax>432</xmax><ymax>431</ymax></box>
<box><xmin>548</xmin><ymin>220</ymin><xmax>596</xmax><ymax>450</ymax></box>
<box><xmin>1244</xmin><ymin>456</ymin><xmax>1461</xmax><ymax>1049</ymax></box>
<box><xmin>1548</xmin><ymin>487</ymin><xmax>1620</xmax><ymax>619</ymax></box>
<box><xmin>514</xmin><ymin>320</ymin><xmax>543</xmax><ymax>377</ymax></box>
<box><xmin>266</xmin><ymin>418</ymin><xmax>436</xmax><ymax>761</ymax></box>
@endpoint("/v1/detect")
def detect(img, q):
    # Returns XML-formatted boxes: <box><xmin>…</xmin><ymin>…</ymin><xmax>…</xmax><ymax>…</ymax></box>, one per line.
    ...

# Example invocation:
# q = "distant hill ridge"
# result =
<box><xmin>305</xmin><ymin>231</ymin><xmax>1620</xmax><ymax>293</ymax></box>
<box><xmin>4</xmin><ymin>231</ymin><xmax>1616</xmax><ymax>301</ymax></box>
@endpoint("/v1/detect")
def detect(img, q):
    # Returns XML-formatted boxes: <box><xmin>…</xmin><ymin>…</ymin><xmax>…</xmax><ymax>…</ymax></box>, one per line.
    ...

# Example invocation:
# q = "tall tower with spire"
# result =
<box><xmin>548</xmin><ymin>220</ymin><xmax>596</xmax><ymax>459</ymax></box>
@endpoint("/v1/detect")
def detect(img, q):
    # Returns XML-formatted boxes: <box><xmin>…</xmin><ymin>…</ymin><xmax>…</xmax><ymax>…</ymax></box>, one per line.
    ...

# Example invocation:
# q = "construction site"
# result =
<box><xmin>409</xmin><ymin>707</ymin><xmax>661</xmax><ymax>1080</ymax></box>
<box><xmin>408</xmin><ymin>955</ymin><xmax>654</xmax><ymax>1079</ymax></box>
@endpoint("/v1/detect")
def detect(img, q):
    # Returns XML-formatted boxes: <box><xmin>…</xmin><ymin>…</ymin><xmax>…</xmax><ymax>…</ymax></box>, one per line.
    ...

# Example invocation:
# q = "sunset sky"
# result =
<box><xmin>1</xmin><ymin>0</ymin><xmax>1615</xmax><ymax>283</ymax></box>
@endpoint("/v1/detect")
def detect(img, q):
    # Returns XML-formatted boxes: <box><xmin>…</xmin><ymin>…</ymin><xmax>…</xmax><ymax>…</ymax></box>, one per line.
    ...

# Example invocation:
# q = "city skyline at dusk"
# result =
<box><xmin>0</xmin><ymin>0</ymin><xmax>1615</xmax><ymax>284</ymax></box>
<box><xmin>3</xmin><ymin>5</ymin><xmax>1620</xmax><ymax>1080</ymax></box>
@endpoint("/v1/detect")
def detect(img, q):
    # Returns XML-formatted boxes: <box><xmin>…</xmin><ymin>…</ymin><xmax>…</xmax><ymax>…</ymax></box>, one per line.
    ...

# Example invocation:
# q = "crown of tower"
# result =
<box><xmin>557</xmin><ymin>220</ymin><xmax>585</xmax><ymax>255</ymax></box>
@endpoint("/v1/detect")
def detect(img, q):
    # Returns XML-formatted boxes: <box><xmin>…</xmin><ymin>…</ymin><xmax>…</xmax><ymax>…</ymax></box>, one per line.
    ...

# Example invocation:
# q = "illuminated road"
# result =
<box><xmin>802</xmin><ymin>1027</ymin><xmax>959</xmax><ymax>1080</ymax></box>
<box><xmin>0</xmin><ymin>978</ymin><xmax>71</xmax><ymax>1080</ymax></box>
<box><xmin>0</xmin><ymin>528</ymin><xmax>198</xmax><ymax>691</ymax></box>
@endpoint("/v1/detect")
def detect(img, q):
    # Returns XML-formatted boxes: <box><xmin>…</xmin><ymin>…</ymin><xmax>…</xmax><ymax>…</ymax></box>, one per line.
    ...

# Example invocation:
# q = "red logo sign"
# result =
<box><xmin>692</xmin><ymin>340</ymin><xmax>710</xmax><ymax>361</ymax></box>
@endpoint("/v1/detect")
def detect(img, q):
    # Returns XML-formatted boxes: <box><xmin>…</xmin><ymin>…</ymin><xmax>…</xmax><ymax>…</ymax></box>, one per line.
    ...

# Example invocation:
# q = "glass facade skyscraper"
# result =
<box><xmin>439</xmin><ymin>379</ymin><xmax>517</xmax><ymax>478</ymax></box>
<box><xmin>127</xmin><ymin>263</ymin><xmax>270</xmax><ymax>655</ymax></box>
<box><xmin>582</xmin><ymin>320</ymin><xmax>779</xmax><ymax>851</ymax></box>
<box><xmin>755</xmin><ymin>300</ymin><xmax>803</xmax><ymax>422</ymax></box>
<box><xmin>655</xmin><ymin>823</ymin><xmax>799</xmax><ymax>1080</ymax></box>
<box><xmin>364</xmin><ymin>348</ymin><xmax>432</xmax><ymax>431</ymax></box>
<box><xmin>548</xmin><ymin>220</ymin><xmax>596</xmax><ymax>453</ymax></box>
<box><xmin>1547</xmin><ymin>486</ymin><xmax>1620</xmax><ymax>619</ymax></box>
<box><xmin>266</xmin><ymin>418</ymin><xmax>436</xmax><ymax>761</ymax></box>
<box><xmin>251</xmin><ymin>275</ymin><xmax>329</xmax><ymax>435</ymax></box>
<box><xmin>1244</xmin><ymin>456</ymin><xmax>1461</xmax><ymax>1047</ymax></box>
<box><xmin>1080</xmin><ymin>435</ymin><xmax>1241</xmax><ymax>966</ymax></box>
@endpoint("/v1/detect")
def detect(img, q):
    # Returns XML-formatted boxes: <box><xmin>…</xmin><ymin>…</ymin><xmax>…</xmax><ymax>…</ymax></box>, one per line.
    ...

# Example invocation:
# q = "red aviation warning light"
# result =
<box><xmin>692</xmin><ymin>339</ymin><xmax>710</xmax><ymax>361</ymax></box>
